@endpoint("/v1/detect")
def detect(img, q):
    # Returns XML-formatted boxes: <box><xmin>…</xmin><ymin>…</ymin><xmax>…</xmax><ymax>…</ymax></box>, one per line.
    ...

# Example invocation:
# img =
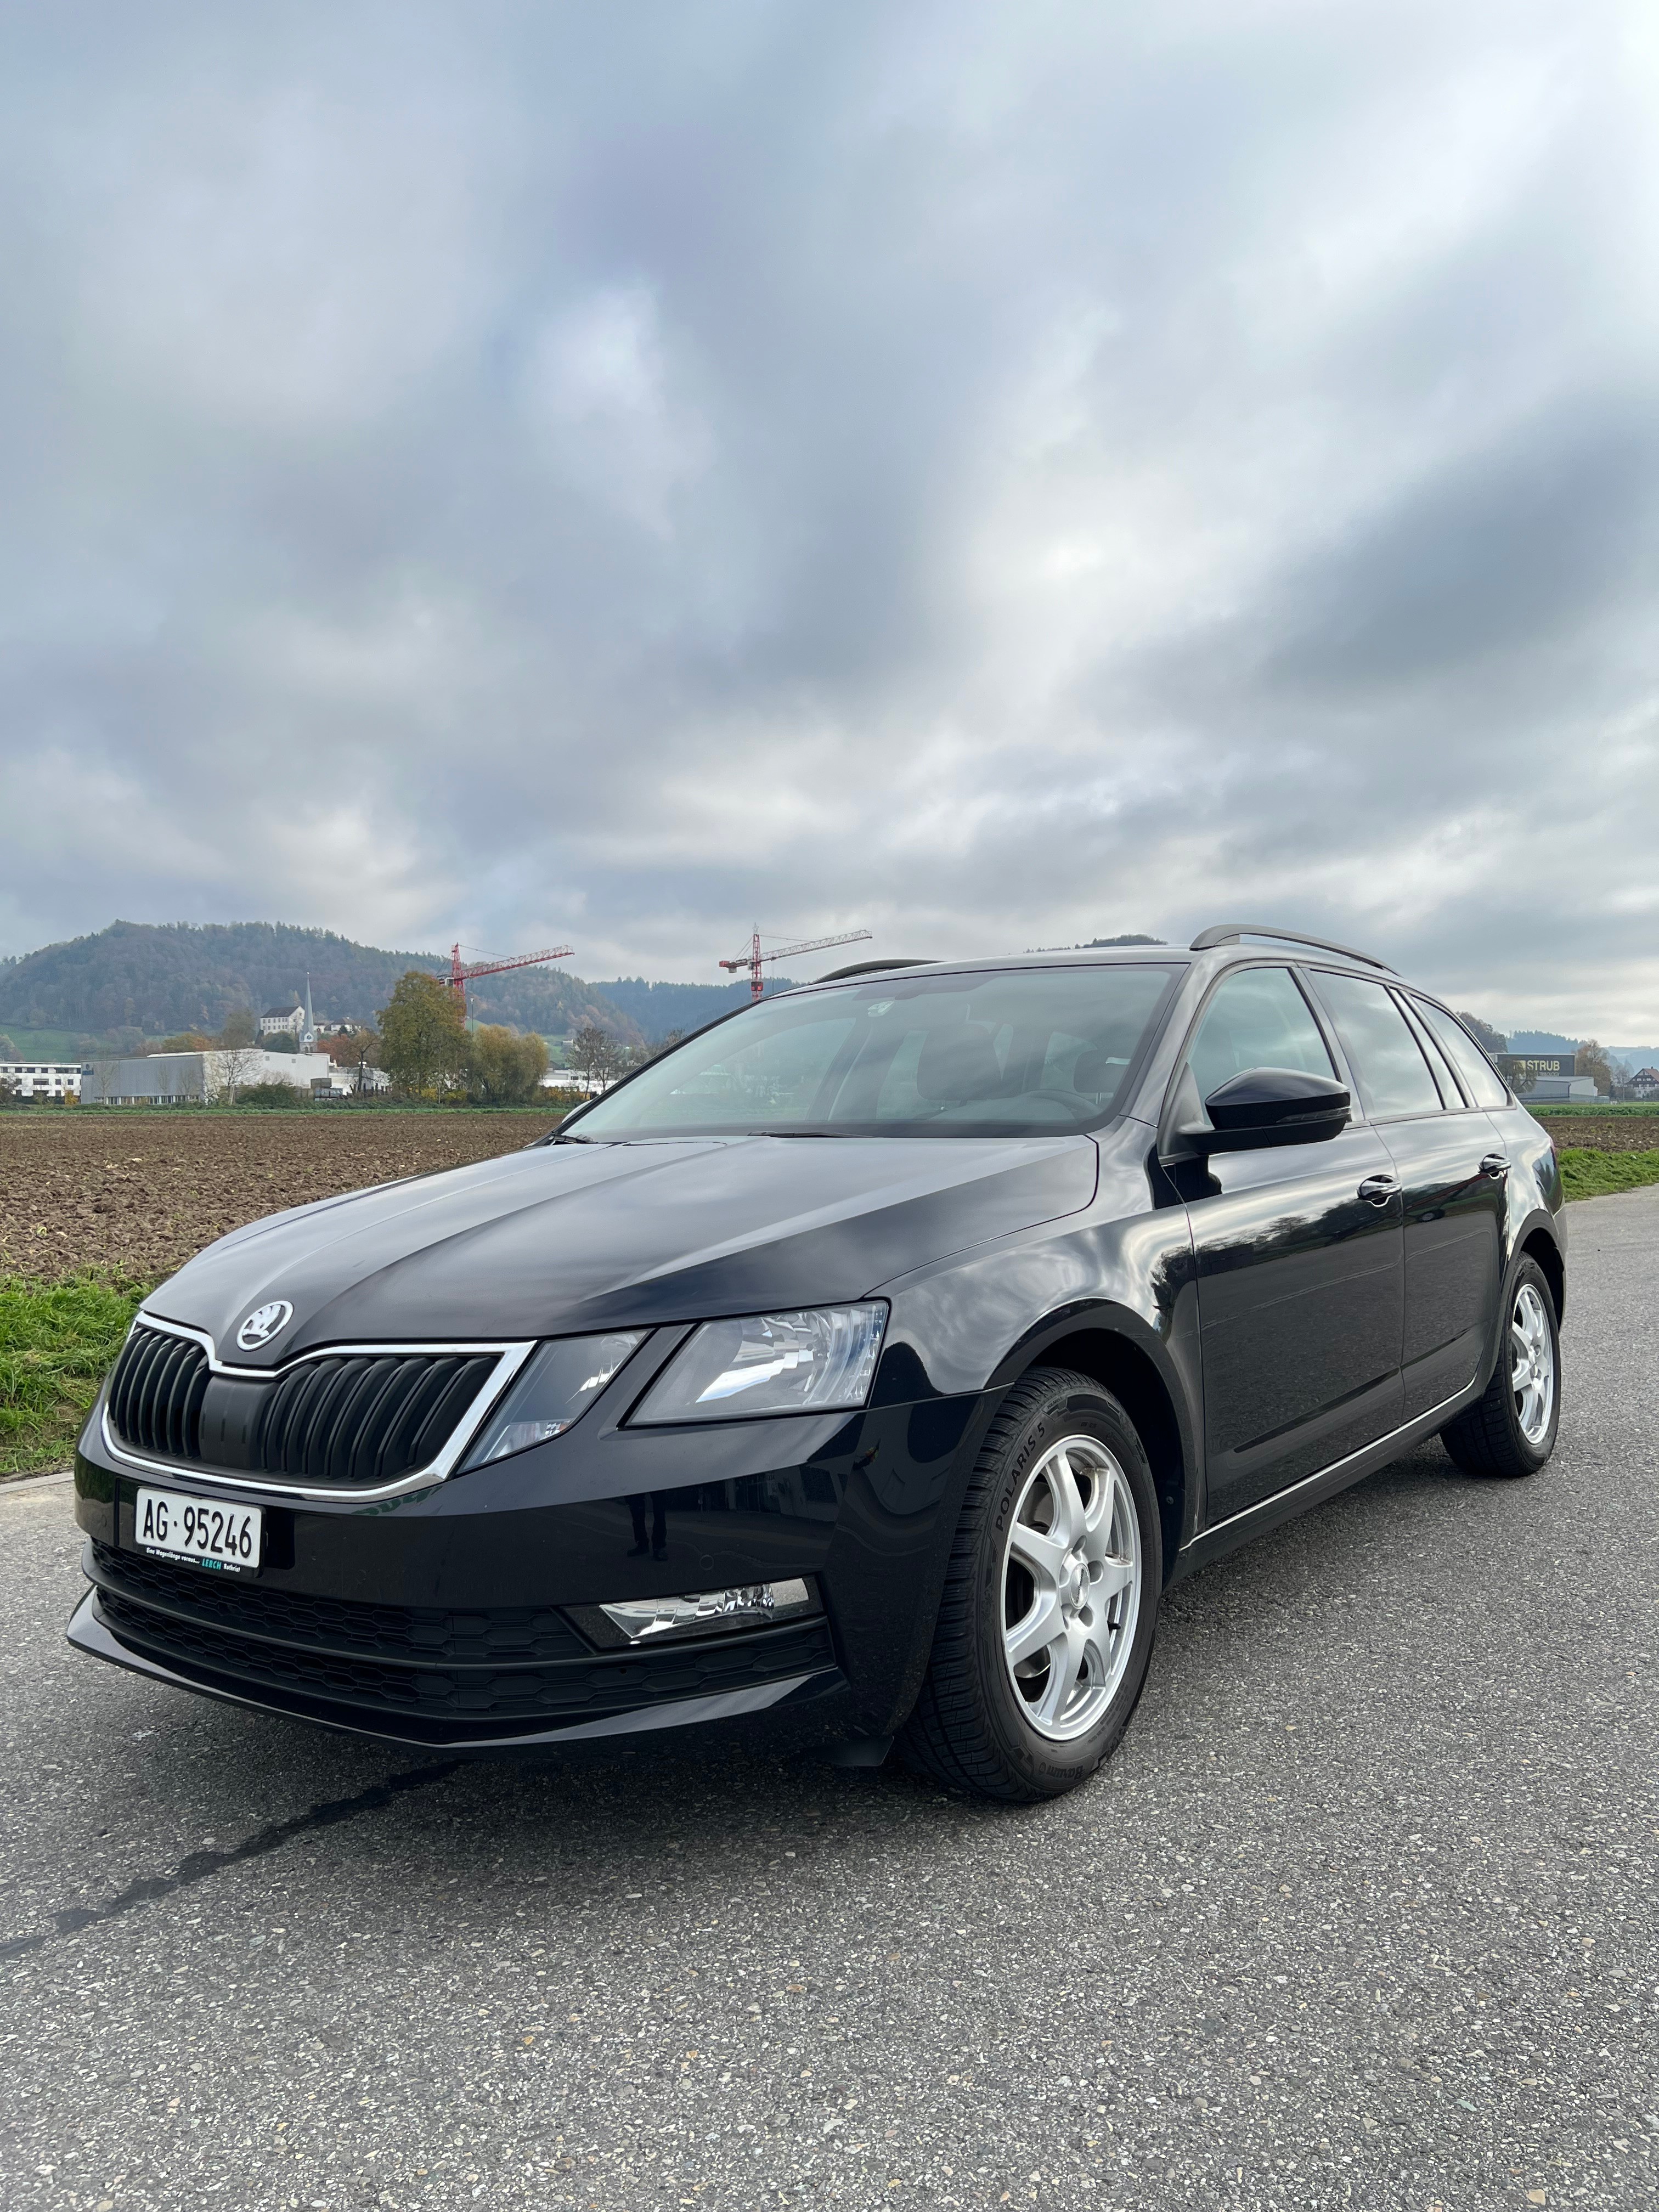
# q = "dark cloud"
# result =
<box><xmin>1</xmin><ymin>0</ymin><xmax>1655</xmax><ymax>1035</ymax></box>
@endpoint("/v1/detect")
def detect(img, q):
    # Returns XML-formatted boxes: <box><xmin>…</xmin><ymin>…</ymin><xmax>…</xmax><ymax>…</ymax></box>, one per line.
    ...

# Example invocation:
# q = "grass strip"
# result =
<box><xmin>1556</xmin><ymin>1147</ymin><xmax>1659</xmax><ymax>1201</ymax></box>
<box><xmin>0</xmin><ymin>1274</ymin><xmax>151</xmax><ymax>1479</ymax></box>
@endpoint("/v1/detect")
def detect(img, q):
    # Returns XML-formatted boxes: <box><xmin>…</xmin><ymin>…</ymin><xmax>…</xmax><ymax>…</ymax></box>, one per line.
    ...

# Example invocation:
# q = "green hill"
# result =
<box><xmin>0</xmin><ymin>922</ymin><xmax>644</xmax><ymax>1047</ymax></box>
<box><xmin>586</xmin><ymin>977</ymin><xmax>802</xmax><ymax>1041</ymax></box>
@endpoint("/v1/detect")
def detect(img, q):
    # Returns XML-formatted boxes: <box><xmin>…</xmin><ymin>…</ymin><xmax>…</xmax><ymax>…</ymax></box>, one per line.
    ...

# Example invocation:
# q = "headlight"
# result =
<box><xmin>464</xmin><ymin>1331</ymin><xmax>646</xmax><ymax>1466</ymax></box>
<box><xmin>631</xmin><ymin>1304</ymin><xmax>887</xmax><ymax>1425</ymax></box>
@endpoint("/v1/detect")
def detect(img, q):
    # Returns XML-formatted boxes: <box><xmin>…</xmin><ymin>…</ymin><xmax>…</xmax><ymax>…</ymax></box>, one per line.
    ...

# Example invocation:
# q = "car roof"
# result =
<box><xmin>789</xmin><ymin>935</ymin><xmax>1423</xmax><ymax>996</ymax></box>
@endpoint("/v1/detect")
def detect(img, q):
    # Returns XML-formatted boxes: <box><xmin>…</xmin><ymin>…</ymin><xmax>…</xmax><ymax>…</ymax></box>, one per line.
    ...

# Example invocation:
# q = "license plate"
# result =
<box><xmin>134</xmin><ymin>1487</ymin><xmax>262</xmax><ymax>1576</ymax></box>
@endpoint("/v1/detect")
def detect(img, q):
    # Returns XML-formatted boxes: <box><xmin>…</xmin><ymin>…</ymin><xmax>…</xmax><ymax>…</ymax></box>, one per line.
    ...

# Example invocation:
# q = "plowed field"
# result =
<box><xmin>1</xmin><ymin>1111</ymin><xmax>558</xmax><ymax>1287</ymax></box>
<box><xmin>1532</xmin><ymin>1110</ymin><xmax>1659</xmax><ymax>1151</ymax></box>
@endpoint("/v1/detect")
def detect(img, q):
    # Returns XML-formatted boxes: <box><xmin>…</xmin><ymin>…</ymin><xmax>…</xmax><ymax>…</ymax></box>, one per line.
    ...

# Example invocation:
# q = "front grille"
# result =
<box><xmin>108</xmin><ymin>1325</ymin><xmax>209</xmax><ymax>1462</ymax></box>
<box><xmin>92</xmin><ymin>1578</ymin><xmax>836</xmax><ymax>1736</ymax></box>
<box><xmin>246</xmin><ymin>1352</ymin><xmax>499</xmax><ymax>1488</ymax></box>
<box><xmin>91</xmin><ymin>1542</ymin><xmax>589</xmax><ymax>1664</ymax></box>
<box><xmin>106</xmin><ymin>1328</ymin><xmax>502</xmax><ymax>1489</ymax></box>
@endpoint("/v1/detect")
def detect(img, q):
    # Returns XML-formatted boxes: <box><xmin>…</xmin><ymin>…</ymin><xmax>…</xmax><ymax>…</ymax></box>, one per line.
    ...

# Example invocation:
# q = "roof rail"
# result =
<box><xmin>814</xmin><ymin>958</ymin><xmax>936</xmax><ymax>983</ymax></box>
<box><xmin>1189</xmin><ymin>923</ymin><xmax>1393</xmax><ymax>972</ymax></box>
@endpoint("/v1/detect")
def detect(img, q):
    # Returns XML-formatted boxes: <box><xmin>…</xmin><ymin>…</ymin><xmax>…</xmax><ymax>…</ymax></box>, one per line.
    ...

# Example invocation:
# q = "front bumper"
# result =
<box><xmin>70</xmin><ymin>1383</ymin><xmax>991</xmax><ymax>1754</ymax></box>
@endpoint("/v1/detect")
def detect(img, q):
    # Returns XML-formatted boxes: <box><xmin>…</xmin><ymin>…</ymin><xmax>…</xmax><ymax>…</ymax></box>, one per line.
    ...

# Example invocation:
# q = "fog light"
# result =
<box><xmin>571</xmin><ymin>1577</ymin><xmax>819</xmax><ymax>1649</ymax></box>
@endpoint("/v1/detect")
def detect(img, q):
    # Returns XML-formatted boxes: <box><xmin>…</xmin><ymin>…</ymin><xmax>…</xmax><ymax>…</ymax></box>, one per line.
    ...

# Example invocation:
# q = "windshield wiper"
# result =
<box><xmin>754</xmin><ymin>1127</ymin><xmax>861</xmax><ymax>1138</ymax></box>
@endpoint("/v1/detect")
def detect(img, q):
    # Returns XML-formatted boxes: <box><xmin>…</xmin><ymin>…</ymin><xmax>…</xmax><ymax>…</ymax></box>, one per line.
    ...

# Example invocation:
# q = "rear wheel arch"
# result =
<box><xmin>1012</xmin><ymin>1324</ymin><xmax>1188</xmax><ymax>1580</ymax></box>
<box><xmin>1522</xmin><ymin>1224</ymin><xmax>1564</xmax><ymax>1324</ymax></box>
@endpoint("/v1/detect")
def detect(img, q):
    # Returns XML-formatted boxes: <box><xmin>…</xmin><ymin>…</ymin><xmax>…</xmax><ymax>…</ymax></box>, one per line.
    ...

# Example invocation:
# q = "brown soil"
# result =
<box><xmin>0</xmin><ymin>1111</ymin><xmax>558</xmax><ymax>1287</ymax></box>
<box><xmin>1530</xmin><ymin>1113</ymin><xmax>1659</xmax><ymax>1153</ymax></box>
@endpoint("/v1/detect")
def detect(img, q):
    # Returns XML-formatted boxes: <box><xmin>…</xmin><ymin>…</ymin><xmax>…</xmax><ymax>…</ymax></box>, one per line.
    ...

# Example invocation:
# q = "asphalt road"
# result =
<box><xmin>2</xmin><ymin>1192</ymin><xmax>1655</xmax><ymax>2212</ymax></box>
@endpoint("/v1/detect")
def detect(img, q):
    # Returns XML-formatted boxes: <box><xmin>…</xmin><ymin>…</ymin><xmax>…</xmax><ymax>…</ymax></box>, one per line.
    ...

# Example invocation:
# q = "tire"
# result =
<box><xmin>1440</xmin><ymin>1257</ymin><xmax>1560</xmax><ymax>1479</ymax></box>
<box><xmin>901</xmin><ymin>1368</ymin><xmax>1162</xmax><ymax>1803</ymax></box>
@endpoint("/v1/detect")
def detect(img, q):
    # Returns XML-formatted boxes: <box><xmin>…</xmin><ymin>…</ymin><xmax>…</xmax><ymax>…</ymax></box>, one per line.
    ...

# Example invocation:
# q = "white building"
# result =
<box><xmin>1523</xmin><ymin>1075</ymin><xmax>1600</xmax><ymax>1102</ymax></box>
<box><xmin>0</xmin><ymin>1061</ymin><xmax>82</xmax><ymax>1100</ymax></box>
<box><xmin>541</xmin><ymin>1068</ymin><xmax>611</xmax><ymax>1096</ymax></box>
<box><xmin>80</xmin><ymin>1049</ymin><xmax>336</xmax><ymax>1105</ymax></box>
<box><xmin>257</xmin><ymin>977</ymin><xmax>319</xmax><ymax>1050</ymax></box>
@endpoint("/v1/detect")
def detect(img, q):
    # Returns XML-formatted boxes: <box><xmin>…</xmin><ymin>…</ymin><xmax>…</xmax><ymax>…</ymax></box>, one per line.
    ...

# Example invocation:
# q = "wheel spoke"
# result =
<box><xmin>1008</xmin><ymin>1518</ymin><xmax>1066</xmax><ymax>1586</ymax></box>
<box><xmin>1511</xmin><ymin>1356</ymin><xmax>1531</xmax><ymax>1392</ymax></box>
<box><xmin>1047</xmin><ymin>1451</ymin><xmax>1087</xmax><ymax>1550</ymax></box>
<box><xmin>1034</xmin><ymin>1617</ymin><xmax>1088</xmax><ymax>1728</ymax></box>
<box><xmin>1005</xmin><ymin>1590</ymin><xmax>1064</xmax><ymax>1670</ymax></box>
<box><xmin>1093</xmin><ymin>1553</ymin><xmax>1135</xmax><ymax>1601</ymax></box>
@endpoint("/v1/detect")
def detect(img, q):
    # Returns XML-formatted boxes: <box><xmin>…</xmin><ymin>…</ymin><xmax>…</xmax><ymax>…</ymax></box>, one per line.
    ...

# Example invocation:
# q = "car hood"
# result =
<box><xmin>147</xmin><ymin>1134</ymin><xmax>1100</xmax><ymax>1361</ymax></box>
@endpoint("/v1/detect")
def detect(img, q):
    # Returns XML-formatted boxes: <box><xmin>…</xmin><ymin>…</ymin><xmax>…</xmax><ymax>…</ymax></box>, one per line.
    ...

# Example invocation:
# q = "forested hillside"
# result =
<box><xmin>0</xmin><ymin>922</ymin><xmax>642</xmax><ymax>1046</ymax></box>
<box><xmin>587</xmin><ymin>976</ymin><xmax>799</xmax><ymax>1041</ymax></box>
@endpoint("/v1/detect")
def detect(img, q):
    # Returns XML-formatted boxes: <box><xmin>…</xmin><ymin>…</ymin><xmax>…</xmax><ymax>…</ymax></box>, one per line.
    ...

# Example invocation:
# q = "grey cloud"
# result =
<box><xmin>1268</xmin><ymin>400</ymin><xmax>1659</xmax><ymax>687</ymax></box>
<box><xmin>1</xmin><ymin>0</ymin><xmax>1656</xmax><ymax>1036</ymax></box>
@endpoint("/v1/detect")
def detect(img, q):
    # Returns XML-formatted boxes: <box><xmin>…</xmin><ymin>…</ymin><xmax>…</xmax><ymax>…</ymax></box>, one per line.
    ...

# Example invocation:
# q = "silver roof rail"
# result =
<box><xmin>1190</xmin><ymin>923</ymin><xmax>1394</xmax><ymax>972</ymax></box>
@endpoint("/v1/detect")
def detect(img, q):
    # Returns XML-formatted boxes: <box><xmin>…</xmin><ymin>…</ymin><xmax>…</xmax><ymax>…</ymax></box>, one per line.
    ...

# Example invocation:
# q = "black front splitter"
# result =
<box><xmin>66</xmin><ymin>1589</ymin><xmax>854</xmax><ymax>1759</ymax></box>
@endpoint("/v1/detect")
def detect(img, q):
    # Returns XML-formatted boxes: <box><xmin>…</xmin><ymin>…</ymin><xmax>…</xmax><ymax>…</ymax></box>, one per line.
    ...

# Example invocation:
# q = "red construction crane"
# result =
<box><xmin>445</xmin><ymin>942</ymin><xmax>573</xmax><ymax>1017</ymax></box>
<box><xmin>720</xmin><ymin>927</ymin><xmax>872</xmax><ymax>1003</ymax></box>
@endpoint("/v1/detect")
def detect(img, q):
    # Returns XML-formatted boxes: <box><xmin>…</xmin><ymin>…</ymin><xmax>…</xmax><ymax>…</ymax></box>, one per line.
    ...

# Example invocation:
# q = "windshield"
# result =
<box><xmin>564</xmin><ymin>964</ymin><xmax>1180</xmax><ymax>1139</ymax></box>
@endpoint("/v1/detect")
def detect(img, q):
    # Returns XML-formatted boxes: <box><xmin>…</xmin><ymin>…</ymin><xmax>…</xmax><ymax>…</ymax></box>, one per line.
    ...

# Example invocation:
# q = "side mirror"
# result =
<box><xmin>1162</xmin><ymin>1065</ymin><xmax>1350</xmax><ymax>1160</ymax></box>
<box><xmin>1201</xmin><ymin>1066</ymin><xmax>1350</xmax><ymax>1151</ymax></box>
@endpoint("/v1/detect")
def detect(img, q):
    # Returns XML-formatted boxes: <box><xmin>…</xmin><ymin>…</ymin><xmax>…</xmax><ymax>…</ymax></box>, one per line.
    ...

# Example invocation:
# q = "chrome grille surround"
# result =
<box><xmin>99</xmin><ymin>1312</ymin><xmax>535</xmax><ymax>1502</ymax></box>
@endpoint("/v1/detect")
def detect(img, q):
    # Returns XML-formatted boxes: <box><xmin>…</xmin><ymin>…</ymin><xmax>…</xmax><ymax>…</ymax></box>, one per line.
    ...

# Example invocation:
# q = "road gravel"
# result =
<box><xmin>1</xmin><ymin>1191</ymin><xmax>1655</xmax><ymax>2212</ymax></box>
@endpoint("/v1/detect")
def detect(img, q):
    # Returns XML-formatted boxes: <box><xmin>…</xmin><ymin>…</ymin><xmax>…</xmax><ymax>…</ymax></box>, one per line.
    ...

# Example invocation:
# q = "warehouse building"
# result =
<box><xmin>80</xmin><ymin>1049</ymin><xmax>337</xmax><ymax>1105</ymax></box>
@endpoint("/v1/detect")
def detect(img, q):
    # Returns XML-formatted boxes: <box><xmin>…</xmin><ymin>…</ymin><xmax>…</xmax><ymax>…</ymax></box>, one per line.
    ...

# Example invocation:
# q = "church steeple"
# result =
<box><xmin>302</xmin><ymin>974</ymin><xmax>317</xmax><ymax>1050</ymax></box>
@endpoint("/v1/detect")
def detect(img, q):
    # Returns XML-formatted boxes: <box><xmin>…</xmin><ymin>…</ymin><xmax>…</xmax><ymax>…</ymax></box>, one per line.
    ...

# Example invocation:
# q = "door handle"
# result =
<box><xmin>1357</xmin><ymin>1174</ymin><xmax>1400</xmax><ymax>1207</ymax></box>
<box><xmin>1480</xmin><ymin>1153</ymin><xmax>1509</xmax><ymax>1179</ymax></box>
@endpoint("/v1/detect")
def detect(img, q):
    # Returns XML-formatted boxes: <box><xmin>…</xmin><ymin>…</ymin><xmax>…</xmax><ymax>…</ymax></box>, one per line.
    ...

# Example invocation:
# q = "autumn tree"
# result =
<box><xmin>465</xmin><ymin>1025</ymin><xmax>549</xmax><ymax>1105</ymax></box>
<box><xmin>217</xmin><ymin>1008</ymin><xmax>258</xmax><ymax>1047</ymax></box>
<box><xmin>208</xmin><ymin>1044</ymin><xmax>267</xmax><ymax>1102</ymax></box>
<box><xmin>1574</xmin><ymin>1039</ymin><xmax>1613</xmax><ymax>1096</ymax></box>
<box><xmin>569</xmin><ymin>1023</ymin><xmax>623</xmax><ymax>1091</ymax></box>
<box><xmin>377</xmin><ymin>971</ymin><xmax>468</xmax><ymax>1097</ymax></box>
<box><xmin>319</xmin><ymin>1028</ymin><xmax>381</xmax><ymax>1096</ymax></box>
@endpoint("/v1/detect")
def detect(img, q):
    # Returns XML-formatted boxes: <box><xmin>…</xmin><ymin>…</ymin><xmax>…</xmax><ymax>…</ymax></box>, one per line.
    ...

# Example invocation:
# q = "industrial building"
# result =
<box><xmin>80</xmin><ymin>1049</ymin><xmax>337</xmax><ymax>1105</ymax></box>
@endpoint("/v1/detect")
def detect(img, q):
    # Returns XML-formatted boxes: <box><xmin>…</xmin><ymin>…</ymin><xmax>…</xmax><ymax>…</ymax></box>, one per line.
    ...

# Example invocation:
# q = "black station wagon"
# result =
<box><xmin>70</xmin><ymin>925</ymin><xmax>1565</xmax><ymax>1801</ymax></box>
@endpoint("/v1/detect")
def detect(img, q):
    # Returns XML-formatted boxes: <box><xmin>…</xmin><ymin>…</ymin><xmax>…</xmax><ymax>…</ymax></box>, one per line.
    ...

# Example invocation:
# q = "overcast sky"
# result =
<box><xmin>2</xmin><ymin>1</ymin><xmax>1657</xmax><ymax>1035</ymax></box>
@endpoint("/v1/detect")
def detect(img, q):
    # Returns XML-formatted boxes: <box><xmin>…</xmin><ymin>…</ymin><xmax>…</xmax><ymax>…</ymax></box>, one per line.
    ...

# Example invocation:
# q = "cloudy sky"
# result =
<box><xmin>2</xmin><ymin>0</ymin><xmax>1657</xmax><ymax>1034</ymax></box>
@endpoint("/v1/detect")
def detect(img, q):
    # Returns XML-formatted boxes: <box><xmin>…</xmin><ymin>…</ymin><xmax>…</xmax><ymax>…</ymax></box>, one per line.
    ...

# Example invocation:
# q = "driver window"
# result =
<box><xmin>1185</xmin><ymin>967</ymin><xmax>1336</xmax><ymax>1109</ymax></box>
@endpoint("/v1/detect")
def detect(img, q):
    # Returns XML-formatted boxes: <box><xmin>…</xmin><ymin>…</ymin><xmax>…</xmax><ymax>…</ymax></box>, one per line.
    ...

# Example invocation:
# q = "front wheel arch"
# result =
<box><xmin>1013</xmin><ymin>1323</ymin><xmax>1188</xmax><ymax>1581</ymax></box>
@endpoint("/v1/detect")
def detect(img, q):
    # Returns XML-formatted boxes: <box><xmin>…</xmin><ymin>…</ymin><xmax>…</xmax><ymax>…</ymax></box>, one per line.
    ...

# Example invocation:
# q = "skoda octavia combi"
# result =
<box><xmin>70</xmin><ymin>926</ymin><xmax>1565</xmax><ymax>1801</ymax></box>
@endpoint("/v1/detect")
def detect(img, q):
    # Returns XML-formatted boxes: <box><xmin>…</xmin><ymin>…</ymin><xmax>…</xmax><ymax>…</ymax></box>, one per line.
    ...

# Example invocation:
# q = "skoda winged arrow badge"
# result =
<box><xmin>235</xmin><ymin>1301</ymin><xmax>293</xmax><ymax>1351</ymax></box>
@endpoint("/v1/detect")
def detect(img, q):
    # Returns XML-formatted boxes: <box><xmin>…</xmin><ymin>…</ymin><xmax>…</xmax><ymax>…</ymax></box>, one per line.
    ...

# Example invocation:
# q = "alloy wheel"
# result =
<box><xmin>1510</xmin><ymin>1282</ymin><xmax>1555</xmax><ymax>1445</ymax></box>
<box><xmin>1000</xmin><ymin>1434</ymin><xmax>1142</xmax><ymax>1742</ymax></box>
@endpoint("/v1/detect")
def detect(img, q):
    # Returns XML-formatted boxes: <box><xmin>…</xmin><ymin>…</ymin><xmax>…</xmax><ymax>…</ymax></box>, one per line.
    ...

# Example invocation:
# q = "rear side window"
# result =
<box><xmin>1185</xmin><ymin>966</ymin><xmax>1336</xmax><ymax>1108</ymax></box>
<box><xmin>1413</xmin><ymin>999</ymin><xmax>1511</xmax><ymax>1109</ymax></box>
<box><xmin>1309</xmin><ymin>971</ymin><xmax>1441</xmax><ymax>1119</ymax></box>
<box><xmin>1393</xmin><ymin>992</ymin><xmax>1466</xmax><ymax>1107</ymax></box>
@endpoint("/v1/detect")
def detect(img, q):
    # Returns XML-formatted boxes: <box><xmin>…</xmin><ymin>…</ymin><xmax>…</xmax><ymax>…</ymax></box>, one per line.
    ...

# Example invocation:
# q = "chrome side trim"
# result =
<box><xmin>1187</xmin><ymin>1385</ymin><xmax>1468</xmax><ymax>1549</ymax></box>
<box><xmin>100</xmin><ymin>1318</ymin><xmax>535</xmax><ymax>1503</ymax></box>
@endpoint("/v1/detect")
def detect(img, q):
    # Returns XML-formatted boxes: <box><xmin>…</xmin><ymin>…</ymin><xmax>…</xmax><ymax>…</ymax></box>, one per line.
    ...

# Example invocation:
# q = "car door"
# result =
<box><xmin>1176</xmin><ymin>964</ymin><xmax>1406</xmax><ymax>1527</ymax></box>
<box><xmin>1305</xmin><ymin>970</ymin><xmax>1506</xmax><ymax>1423</ymax></box>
